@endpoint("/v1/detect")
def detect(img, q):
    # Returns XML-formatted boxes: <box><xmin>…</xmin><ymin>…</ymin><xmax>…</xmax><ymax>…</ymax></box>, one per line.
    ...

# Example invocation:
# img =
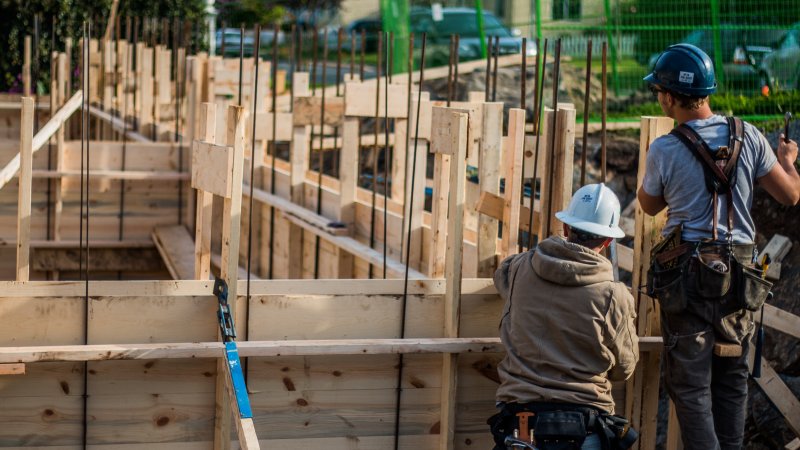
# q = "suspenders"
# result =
<box><xmin>669</xmin><ymin>117</ymin><xmax>745</xmax><ymax>242</ymax></box>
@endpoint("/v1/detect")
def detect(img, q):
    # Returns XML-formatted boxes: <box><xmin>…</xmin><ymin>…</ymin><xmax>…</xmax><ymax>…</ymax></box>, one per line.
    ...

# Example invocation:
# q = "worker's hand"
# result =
<box><xmin>777</xmin><ymin>134</ymin><xmax>798</xmax><ymax>168</ymax></box>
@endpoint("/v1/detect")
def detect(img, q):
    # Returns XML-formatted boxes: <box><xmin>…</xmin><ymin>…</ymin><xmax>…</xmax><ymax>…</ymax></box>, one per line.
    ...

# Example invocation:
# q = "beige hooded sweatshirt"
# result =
<box><xmin>494</xmin><ymin>236</ymin><xmax>639</xmax><ymax>413</ymax></box>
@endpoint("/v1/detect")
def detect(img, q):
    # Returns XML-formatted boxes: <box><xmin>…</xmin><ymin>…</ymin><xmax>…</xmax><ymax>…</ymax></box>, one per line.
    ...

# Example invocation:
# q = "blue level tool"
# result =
<box><xmin>213</xmin><ymin>278</ymin><xmax>253</xmax><ymax>419</ymax></box>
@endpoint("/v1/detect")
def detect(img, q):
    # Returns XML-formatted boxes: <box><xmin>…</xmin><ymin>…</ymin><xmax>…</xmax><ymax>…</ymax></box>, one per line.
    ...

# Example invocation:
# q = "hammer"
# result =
<box><xmin>785</xmin><ymin>112</ymin><xmax>792</xmax><ymax>143</ymax></box>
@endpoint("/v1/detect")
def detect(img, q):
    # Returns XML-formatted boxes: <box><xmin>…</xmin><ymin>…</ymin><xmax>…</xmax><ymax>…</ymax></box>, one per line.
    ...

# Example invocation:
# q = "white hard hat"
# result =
<box><xmin>555</xmin><ymin>183</ymin><xmax>625</xmax><ymax>239</ymax></box>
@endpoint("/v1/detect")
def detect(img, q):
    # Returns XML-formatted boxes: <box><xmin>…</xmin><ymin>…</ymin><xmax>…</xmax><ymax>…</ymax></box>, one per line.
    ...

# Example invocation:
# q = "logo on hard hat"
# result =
<box><xmin>678</xmin><ymin>71</ymin><xmax>694</xmax><ymax>84</ymax></box>
<box><xmin>581</xmin><ymin>194</ymin><xmax>593</xmax><ymax>203</ymax></box>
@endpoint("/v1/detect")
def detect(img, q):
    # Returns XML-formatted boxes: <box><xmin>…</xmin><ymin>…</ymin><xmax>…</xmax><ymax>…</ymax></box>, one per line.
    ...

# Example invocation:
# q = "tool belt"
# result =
<box><xmin>488</xmin><ymin>402</ymin><xmax>638</xmax><ymax>450</ymax></box>
<box><xmin>649</xmin><ymin>239</ymin><xmax>770</xmax><ymax>312</ymax></box>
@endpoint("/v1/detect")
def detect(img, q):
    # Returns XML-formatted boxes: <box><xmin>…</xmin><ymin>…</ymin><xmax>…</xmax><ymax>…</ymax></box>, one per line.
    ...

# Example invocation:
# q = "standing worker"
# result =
<box><xmin>489</xmin><ymin>183</ymin><xmax>639</xmax><ymax>450</ymax></box>
<box><xmin>639</xmin><ymin>43</ymin><xmax>800</xmax><ymax>450</ymax></box>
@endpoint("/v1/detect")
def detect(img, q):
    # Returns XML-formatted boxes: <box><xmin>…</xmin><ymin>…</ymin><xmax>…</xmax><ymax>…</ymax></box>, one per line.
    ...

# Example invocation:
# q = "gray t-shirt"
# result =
<box><xmin>642</xmin><ymin>115</ymin><xmax>777</xmax><ymax>243</ymax></box>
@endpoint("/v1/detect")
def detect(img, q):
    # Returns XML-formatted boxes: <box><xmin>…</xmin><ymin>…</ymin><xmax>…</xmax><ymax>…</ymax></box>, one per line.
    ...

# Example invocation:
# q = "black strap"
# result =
<box><xmin>669</xmin><ymin>117</ymin><xmax>744</xmax><ymax>241</ymax></box>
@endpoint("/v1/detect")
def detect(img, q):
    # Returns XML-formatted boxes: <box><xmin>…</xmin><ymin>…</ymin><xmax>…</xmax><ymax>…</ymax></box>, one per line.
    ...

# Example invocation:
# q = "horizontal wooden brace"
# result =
<box><xmin>0</xmin><ymin>337</ymin><xmax>665</xmax><ymax>364</ymax></box>
<box><xmin>88</xmin><ymin>104</ymin><xmax>152</xmax><ymax>142</ymax></box>
<box><xmin>0</xmin><ymin>91</ymin><xmax>83</xmax><ymax>191</ymax></box>
<box><xmin>292</xmin><ymin>96</ymin><xmax>345</xmax><ymax>127</ymax></box>
<box><xmin>31</xmin><ymin>169</ymin><xmax>188</xmax><ymax>181</ymax></box>
<box><xmin>344</xmin><ymin>81</ymin><xmax>409</xmax><ymax>118</ymax></box>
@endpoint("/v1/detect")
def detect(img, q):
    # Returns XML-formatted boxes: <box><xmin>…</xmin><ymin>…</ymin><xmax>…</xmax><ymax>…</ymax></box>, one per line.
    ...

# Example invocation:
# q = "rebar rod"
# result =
<box><xmin>369</xmin><ymin>31</ymin><xmax>383</xmax><ymax>279</ymax></box>
<box><xmin>581</xmin><ymin>39</ymin><xmax>593</xmax><ymax>186</ymax></box>
<box><xmin>526</xmin><ymin>39</ymin><xmax>547</xmax><ymax>250</ymax></box>
<box><xmin>601</xmin><ymin>42</ymin><xmax>608</xmax><ymax>183</ymax></box>
<box><xmin>544</xmin><ymin>39</ymin><xmax>561</xmax><ymax>239</ymax></box>
<box><xmin>313</xmin><ymin>28</ymin><xmax>329</xmax><ymax>279</ymax></box>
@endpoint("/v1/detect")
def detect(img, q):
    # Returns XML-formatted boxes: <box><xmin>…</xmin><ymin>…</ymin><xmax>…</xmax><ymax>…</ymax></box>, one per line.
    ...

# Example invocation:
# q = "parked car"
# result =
<box><xmin>648</xmin><ymin>27</ymin><xmax>786</xmax><ymax>92</ymax></box>
<box><xmin>759</xmin><ymin>23</ymin><xmax>800</xmax><ymax>94</ymax></box>
<box><xmin>215</xmin><ymin>27</ymin><xmax>284</xmax><ymax>57</ymax></box>
<box><xmin>409</xmin><ymin>7</ymin><xmax>536</xmax><ymax>63</ymax></box>
<box><xmin>216</xmin><ymin>28</ymin><xmax>254</xmax><ymax>56</ymax></box>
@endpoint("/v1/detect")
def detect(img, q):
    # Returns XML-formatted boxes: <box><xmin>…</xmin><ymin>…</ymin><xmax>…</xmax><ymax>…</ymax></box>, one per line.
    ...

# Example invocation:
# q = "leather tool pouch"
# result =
<box><xmin>534</xmin><ymin>411</ymin><xmax>587</xmax><ymax>450</ymax></box>
<box><xmin>736</xmin><ymin>264</ymin><xmax>772</xmax><ymax>311</ymax></box>
<box><xmin>695</xmin><ymin>248</ymin><xmax>732</xmax><ymax>298</ymax></box>
<box><xmin>650</xmin><ymin>260</ymin><xmax>689</xmax><ymax>314</ymax></box>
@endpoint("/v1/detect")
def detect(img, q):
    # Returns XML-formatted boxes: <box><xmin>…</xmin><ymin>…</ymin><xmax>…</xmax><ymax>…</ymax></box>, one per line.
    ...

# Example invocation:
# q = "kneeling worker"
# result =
<box><xmin>489</xmin><ymin>183</ymin><xmax>639</xmax><ymax>450</ymax></box>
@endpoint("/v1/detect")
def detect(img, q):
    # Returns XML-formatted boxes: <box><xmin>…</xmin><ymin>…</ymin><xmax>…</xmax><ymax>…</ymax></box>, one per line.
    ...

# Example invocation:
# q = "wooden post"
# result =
<box><xmin>477</xmin><ymin>102</ymin><xmax>503</xmax><ymax>276</ymax></box>
<box><xmin>139</xmin><ymin>45</ymin><xmax>154</xmax><ymax>136</ymax></box>
<box><xmin>537</xmin><ymin>107</ymin><xmax>577</xmax><ymax>240</ymax></box>
<box><xmin>53</xmin><ymin>54</ymin><xmax>67</xmax><ymax>245</ymax></box>
<box><xmin>429</xmin><ymin>107</ymin><xmax>469</xmax><ymax>450</ymax></box>
<box><xmin>336</xmin><ymin>117</ymin><xmax>359</xmax><ymax>278</ymax></box>
<box><xmin>428</xmin><ymin>152</ymin><xmax>451</xmax><ymax>278</ymax></box>
<box><xmin>194</xmin><ymin>103</ymin><xmax>215</xmax><ymax>280</ymax></box>
<box><xmin>624</xmin><ymin>116</ymin><xmax>672</xmax><ymax>450</ymax></box>
<box><xmin>23</xmin><ymin>36</ymin><xmax>32</xmax><ymax>97</ymax></box>
<box><xmin>213</xmin><ymin>104</ymin><xmax>246</xmax><ymax>450</ymax></box>
<box><xmin>391</xmin><ymin>117</ymin><xmax>408</xmax><ymax>202</ymax></box>
<box><xmin>402</xmin><ymin>101</ymin><xmax>428</xmax><ymax>273</ymax></box>
<box><xmin>16</xmin><ymin>98</ymin><xmax>34</xmax><ymax>282</ymax></box>
<box><xmin>288</xmin><ymin>123</ymin><xmax>309</xmax><ymax>279</ymax></box>
<box><xmin>102</xmin><ymin>39</ymin><xmax>114</xmax><ymax>139</ymax></box>
<box><xmin>501</xmin><ymin>108</ymin><xmax>526</xmax><ymax>258</ymax></box>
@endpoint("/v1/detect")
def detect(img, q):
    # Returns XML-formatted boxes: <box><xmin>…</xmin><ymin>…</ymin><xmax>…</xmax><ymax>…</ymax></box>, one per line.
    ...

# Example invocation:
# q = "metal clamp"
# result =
<box><xmin>213</xmin><ymin>278</ymin><xmax>237</xmax><ymax>342</ymax></box>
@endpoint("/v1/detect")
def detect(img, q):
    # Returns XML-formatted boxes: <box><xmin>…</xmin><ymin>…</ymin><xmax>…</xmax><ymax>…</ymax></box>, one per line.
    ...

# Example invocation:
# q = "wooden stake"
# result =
<box><xmin>17</xmin><ymin>97</ymin><xmax>34</xmax><ymax>282</ymax></box>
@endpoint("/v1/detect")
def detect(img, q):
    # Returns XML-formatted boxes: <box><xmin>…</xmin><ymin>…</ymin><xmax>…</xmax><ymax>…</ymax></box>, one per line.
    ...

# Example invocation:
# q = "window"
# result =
<box><xmin>552</xmin><ymin>0</ymin><xmax>581</xmax><ymax>21</ymax></box>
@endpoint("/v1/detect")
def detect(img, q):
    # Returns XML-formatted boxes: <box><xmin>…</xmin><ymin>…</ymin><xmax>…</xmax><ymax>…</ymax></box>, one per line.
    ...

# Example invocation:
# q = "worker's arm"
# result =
<box><xmin>607</xmin><ymin>284</ymin><xmax>639</xmax><ymax>381</ymax></box>
<box><xmin>637</xmin><ymin>186</ymin><xmax>668</xmax><ymax>216</ymax></box>
<box><xmin>758</xmin><ymin>136</ymin><xmax>800</xmax><ymax>206</ymax></box>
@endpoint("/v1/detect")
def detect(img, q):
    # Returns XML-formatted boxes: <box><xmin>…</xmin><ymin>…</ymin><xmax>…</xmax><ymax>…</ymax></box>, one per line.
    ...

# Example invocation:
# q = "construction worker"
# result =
<box><xmin>489</xmin><ymin>183</ymin><xmax>639</xmax><ymax>450</ymax></box>
<box><xmin>640</xmin><ymin>43</ymin><xmax>800</xmax><ymax>450</ymax></box>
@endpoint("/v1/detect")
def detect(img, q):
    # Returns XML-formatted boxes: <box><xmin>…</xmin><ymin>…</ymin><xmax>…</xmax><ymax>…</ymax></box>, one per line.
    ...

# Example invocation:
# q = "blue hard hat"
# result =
<box><xmin>643</xmin><ymin>43</ymin><xmax>717</xmax><ymax>97</ymax></box>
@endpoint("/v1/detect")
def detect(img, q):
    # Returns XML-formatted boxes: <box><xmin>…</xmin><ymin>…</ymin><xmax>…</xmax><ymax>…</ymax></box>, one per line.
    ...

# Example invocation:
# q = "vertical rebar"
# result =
<box><xmin>369</xmin><ymin>31</ymin><xmax>382</xmax><ymax>279</ymax></box>
<box><xmin>247</xmin><ymin>23</ymin><xmax>261</xmax><ymax>305</ymax></box>
<box><xmin>394</xmin><ymin>31</ymin><xmax>427</xmax><ymax>450</ymax></box>
<box><xmin>492</xmin><ymin>36</ymin><xmax>499</xmax><ymax>102</ymax></box>
<box><xmin>238</xmin><ymin>24</ymin><xmax>245</xmax><ymax>105</ymax></box>
<box><xmin>544</xmin><ymin>39</ymin><xmax>561</xmax><ymax>239</ymax></box>
<box><xmin>268</xmin><ymin>23</ymin><xmax>280</xmax><ymax>280</ymax></box>
<box><xmin>383</xmin><ymin>31</ymin><xmax>390</xmax><ymax>278</ymax></box>
<box><xmin>601</xmin><ymin>42</ymin><xmax>608</xmax><ymax>183</ymax></box>
<box><xmin>447</xmin><ymin>34</ymin><xmax>454</xmax><ymax>106</ymax></box>
<box><xmin>453</xmin><ymin>34</ymin><xmax>459</xmax><ymax>101</ymax></box>
<box><xmin>313</xmin><ymin>27</ymin><xmax>329</xmax><ymax>279</ymax></box>
<box><xmin>485</xmin><ymin>35</ymin><xmax>492</xmax><ymax>101</ymax></box>
<box><xmin>581</xmin><ymin>39</ymin><xmax>593</xmax><ymax>187</ymax></box>
<box><xmin>527</xmin><ymin>38</ymin><xmax>547</xmax><ymax>250</ymax></box>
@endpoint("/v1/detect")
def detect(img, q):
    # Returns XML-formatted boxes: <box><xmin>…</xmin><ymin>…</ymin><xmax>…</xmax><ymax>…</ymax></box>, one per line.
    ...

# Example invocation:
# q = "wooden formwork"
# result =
<box><xmin>4</xmin><ymin>33</ymin><xmax>800</xmax><ymax>450</ymax></box>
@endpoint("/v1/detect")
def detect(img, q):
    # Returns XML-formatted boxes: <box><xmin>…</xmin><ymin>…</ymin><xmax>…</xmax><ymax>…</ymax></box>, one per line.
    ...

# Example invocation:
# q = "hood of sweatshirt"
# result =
<box><xmin>532</xmin><ymin>236</ymin><xmax>614</xmax><ymax>287</ymax></box>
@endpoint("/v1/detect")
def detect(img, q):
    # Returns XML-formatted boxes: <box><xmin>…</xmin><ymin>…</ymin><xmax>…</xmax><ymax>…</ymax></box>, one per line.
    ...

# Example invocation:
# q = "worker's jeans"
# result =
<box><xmin>661</xmin><ymin>263</ymin><xmax>754</xmax><ymax>450</ymax></box>
<box><xmin>581</xmin><ymin>434</ymin><xmax>602</xmax><ymax>450</ymax></box>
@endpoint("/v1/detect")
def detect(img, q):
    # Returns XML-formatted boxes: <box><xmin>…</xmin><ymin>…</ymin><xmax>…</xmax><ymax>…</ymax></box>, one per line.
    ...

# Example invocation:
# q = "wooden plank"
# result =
<box><xmin>787</xmin><ymin>438</ymin><xmax>800</xmax><ymax>450</ymax></box>
<box><xmin>440</xmin><ymin>108</ymin><xmax>469</xmax><ymax>450</ymax></box>
<box><xmin>477</xmin><ymin>102</ymin><xmax>503</xmax><ymax>277</ymax></box>
<box><xmin>759</xmin><ymin>304</ymin><xmax>800</xmax><ymax>340</ymax></box>
<box><xmin>215</xmin><ymin>104</ymin><xmax>246</xmax><ymax>450</ymax></box>
<box><xmin>31</xmin><ymin>169</ymin><xmax>187</xmax><ymax>180</ymax></box>
<box><xmin>289</xmin><ymin>125</ymin><xmax>310</xmax><ymax>278</ymax></box>
<box><xmin>89</xmin><ymin>105</ymin><xmax>152</xmax><ymax>142</ymax></box>
<box><xmin>249</xmin><ymin>111</ymin><xmax>293</xmax><ymax>142</ymax></box>
<box><xmin>750</xmin><ymin>356</ymin><xmax>800</xmax><ymax>437</ymax></box>
<box><xmin>0</xmin><ymin>363</ymin><xmax>25</xmax><ymax>375</ymax></box>
<box><xmin>192</xmin><ymin>141</ymin><xmax>234</xmax><ymax>198</ymax></box>
<box><xmin>762</xmin><ymin>234</ymin><xmax>793</xmax><ymax>262</ymax></box>
<box><xmin>0</xmin><ymin>338</ymin><xmax>504</xmax><ymax>363</ymax></box>
<box><xmin>152</xmin><ymin>226</ymin><xmax>196</xmax><ymax>280</ymax></box>
<box><xmin>626</xmin><ymin>116</ymin><xmax>673</xmax><ymax>450</ymax></box>
<box><xmin>292</xmin><ymin>96</ymin><xmax>345</xmax><ymax>127</ymax></box>
<box><xmin>23</xmin><ymin>36</ymin><xmax>31</xmax><ymax>96</ymax></box>
<box><xmin>336</xmin><ymin>117</ymin><xmax>360</xmax><ymax>277</ymax></box>
<box><xmin>537</xmin><ymin>107</ymin><xmax>576</xmax><ymax>240</ymax></box>
<box><xmin>16</xmin><ymin>97</ymin><xmax>34</xmax><ymax>282</ymax></box>
<box><xmin>476</xmin><ymin>191</ymin><xmax>536</xmax><ymax>233</ymax></box>
<box><xmin>195</xmin><ymin>103</ymin><xmax>216</xmax><ymax>280</ymax></box>
<box><xmin>617</xmin><ymin>243</ymin><xmax>634</xmax><ymax>273</ymax></box>
<box><xmin>343</xmin><ymin>81</ymin><xmax>409</xmax><ymax>118</ymax></box>
<box><xmin>501</xmin><ymin>109</ymin><xmax>525</xmax><ymax>258</ymax></box>
<box><xmin>0</xmin><ymin>91</ymin><xmax>83</xmax><ymax>191</ymax></box>
<box><xmin>428</xmin><ymin>153</ymin><xmax>451</xmax><ymax>277</ymax></box>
